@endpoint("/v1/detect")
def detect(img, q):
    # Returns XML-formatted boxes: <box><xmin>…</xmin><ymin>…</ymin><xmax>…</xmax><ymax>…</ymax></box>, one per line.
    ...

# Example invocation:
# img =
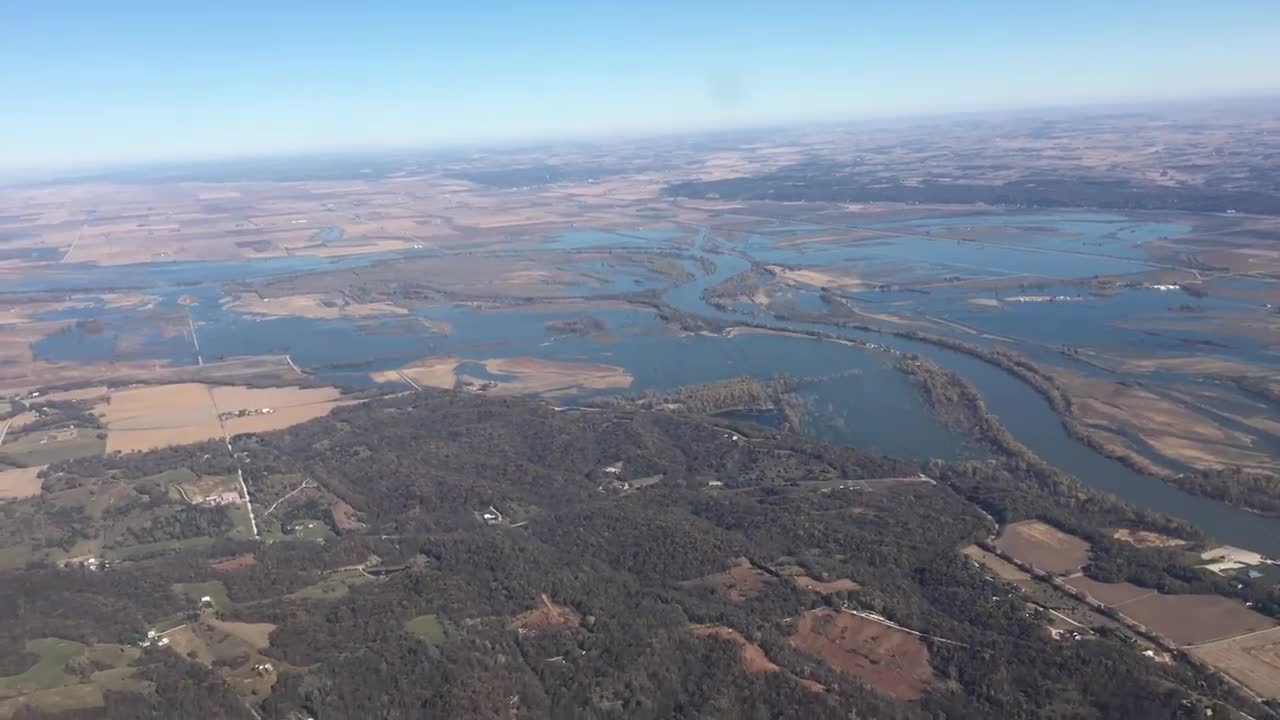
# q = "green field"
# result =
<box><xmin>288</xmin><ymin>569</ymin><xmax>374</xmax><ymax>600</ymax></box>
<box><xmin>174</xmin><ymin>580</ymin><xmax>232</xmax><ymax>610</ymax></box>
<box><xmin>404</xmin><ymin>614</ymin><xmax>454</xmax><ymax>648</ymax></box>
<box><xmin>0</xmin><ymin>638</ymin><xmax>87</xmax><ymax>692</ymax></box>
<box><xmin>288</xmin><ymin>519</ymin><xmax>334</xmax><ymax>540</ymax></box>
<box><xmin>0</xmin><ymin>429</ymin><xmax>105</xmax><ymax>467</ymax></box>
<box><xmin>104</xmin><ymin>535</ymin><xmax>216</xmax><ymax>562</ymax></box>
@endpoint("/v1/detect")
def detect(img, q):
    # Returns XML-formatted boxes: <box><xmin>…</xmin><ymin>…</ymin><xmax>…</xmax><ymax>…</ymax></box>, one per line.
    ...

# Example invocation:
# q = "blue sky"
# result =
<box><xmin>2</xmin><ymin>0</ymin><xmax>1278</xmax><ymax>173</ymax></box>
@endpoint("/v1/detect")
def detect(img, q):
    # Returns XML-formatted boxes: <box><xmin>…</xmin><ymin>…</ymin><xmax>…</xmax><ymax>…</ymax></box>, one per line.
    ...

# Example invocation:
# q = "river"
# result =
<box><xmin>664</xmin><ymin>233</ymin><xmax>1280</xmax><ymax>558</ymax></box>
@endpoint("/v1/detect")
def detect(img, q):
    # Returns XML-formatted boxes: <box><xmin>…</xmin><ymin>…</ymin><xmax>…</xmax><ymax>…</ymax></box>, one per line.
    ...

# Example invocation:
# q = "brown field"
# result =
<box><xmin>372</xmin><ymin>356</ymin><xmax>461</xmax><ymax>389</ymax></box>
<box><xmin>509</xmin><ymin>594</ymin><xmax>581</xmax><ymax>635</ymax></box>
<box><xmin>98</xmin><ymin>383</ymin><xmax>346</xmax><ymax>453</ymax></box>
<box><xmin>962</xmin><ymin>545</ymin><xmax>1032</xmax><ymax>581</ymax></box>
<box><xmin>471</xmin><ymin>357</ymin><xmax>632</xmax><ymax>397</ymax></box>
<box><xmin>1120</xmin><ymin>594</ymin><xmax>1275</xmax><ymax>647</ymax></box>
<box><xmin>1065</xmin><ymin>576</ymin><xmax>1153</xmax><ymax>606</ymax></box>
<box><xmin>770</xmin><ymin>266</ymin><xmax>872</xmax><ymax>292</ymax></box>
<box><xmin>791</xmin><ymin>575</ymin><xmax>860</xmax><ymax>594</ymax></box>
<box><xmin>228</xmin><ymin>292</ymin><xmax>408</xmax><ymax>320</ymax></box>
<box><xmin>1067</xmin><ymin>576</ymin><xmax>1276</xmax><ymax>646</ymax></box>
<box><xmin>1188</xmin><ymin>626</ymin><xmax>1280</xmax><ymax>699</ymax></box>
<box><xmin>1112</xmin><ymin>529</ymin><xmax>1187</xmax><ymax>548</ymax></box>
<box><xmin>209</xmin><ymin>552</ymin><xmax>258</xmax><ymax>572</ymax></box>
<box><xmin>0</xmin><ymin>466</ymin><xmax>44</xmax><ymax>500</ymax></box>
<box><xmin>97</xmin><ymin>383</ymin><xmax>223</xmax><ymax>453</ymax></box>
<box><xmin>329</xmin><ymin>500</ymin><xmax>363</xmax><ymax>531</ymax></box>
<box><xmin>789</xmin><ymin>608</ymin><xmax>933</xmax><ymax>701</ymax></box>
<box><xmin>680</xmin><ymin>557</ymin><xmax>773</xmax><ymax>602</ymax></box>
<box><xmin>1065</xmin><ymin>375</ymin><xmax>1276</xmax><ymax>472</ymax></box>
<box><xmin>994</xmin><ymin>520</ymin><xmax>1091</xmax><ymax>575</ymax></box>
<box><xmin>42</xmin><ymin>386</ymin><xmax>109</xmax><ymax>403</ymax></box>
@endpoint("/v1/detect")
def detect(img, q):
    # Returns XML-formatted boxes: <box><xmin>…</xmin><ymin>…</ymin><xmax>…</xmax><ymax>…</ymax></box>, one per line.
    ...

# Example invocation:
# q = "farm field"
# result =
<box><xmin>0</xmin><ymin>428</ymin><xmax>103</xmax><ymax>467</ymax></box>
<box><xmin>1188</xmin><ymin>626</ymin><xmax>1280</xmax><ymax>700</ymax></box>
<box><xmin>1119</xmin><ymin>593</ymin><xmax>1275</xmax><ymax>647</ymax></box>
<box><xmin>1065</xmin><ymin>576</ymin><xmax>1155</xmax><ymax>606</ymax></box>
<box><xmin>994</xmin><ymin>520</ymin><xmax>1092</xmax><ymax>575</ymax></box>
<box><xmin>1066</xmin><ymin>576</ymin><xmax>1276</xmax><ymax>645</ymax></box>
<box><xmin>0</xmin><ymin>467</ymin><xmax>44</xmax><ymax>500</ymax></box>
<box><xmin>95</xmin><ymin>382</ymin><xmax>347</xmax><ymax>453</ymax></box>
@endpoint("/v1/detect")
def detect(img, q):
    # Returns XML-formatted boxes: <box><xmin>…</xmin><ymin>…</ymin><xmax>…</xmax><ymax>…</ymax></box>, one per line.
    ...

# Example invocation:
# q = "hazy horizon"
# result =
<box><xmin>4</xmin><ymin>0</ymin><xmax>1279</xmax><ymax>175</ymax></box>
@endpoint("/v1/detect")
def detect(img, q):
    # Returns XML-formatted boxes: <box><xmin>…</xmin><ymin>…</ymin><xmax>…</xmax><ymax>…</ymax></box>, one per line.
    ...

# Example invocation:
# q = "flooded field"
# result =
<box><xmin>7</xmin><ymin>210</ymin><xmax>1280</xmax><ymax>556</ymax></box>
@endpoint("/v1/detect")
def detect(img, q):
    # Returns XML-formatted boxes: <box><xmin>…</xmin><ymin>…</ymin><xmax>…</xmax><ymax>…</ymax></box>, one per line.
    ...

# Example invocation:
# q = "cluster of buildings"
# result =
<box><xmin>217</xmin><ymin>407</ymin><xmax>274</xmax><ymax>421</ymax></box>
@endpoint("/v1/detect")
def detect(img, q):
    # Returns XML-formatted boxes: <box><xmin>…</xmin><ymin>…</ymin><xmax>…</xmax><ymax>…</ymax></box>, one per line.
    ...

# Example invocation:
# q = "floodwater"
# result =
<box><xmin>18</xmin><ymin>213</ymin><xmax>1280</xmax><ymax>556</ymax></box>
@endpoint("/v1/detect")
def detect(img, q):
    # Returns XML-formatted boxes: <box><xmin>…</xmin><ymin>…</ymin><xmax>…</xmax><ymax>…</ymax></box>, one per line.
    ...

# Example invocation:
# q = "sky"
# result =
<box><xmin>2</xmin><ymin>0</ymin><xmax>1279</xmax><ymax>174</ymax></box>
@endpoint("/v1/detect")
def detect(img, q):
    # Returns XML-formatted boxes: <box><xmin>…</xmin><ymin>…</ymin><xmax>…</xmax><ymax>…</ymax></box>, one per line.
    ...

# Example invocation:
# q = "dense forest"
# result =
<box><xmin>0</xmin><ymin>390</ymin><xmax>1273</xmax><ymax>718</ymax></box>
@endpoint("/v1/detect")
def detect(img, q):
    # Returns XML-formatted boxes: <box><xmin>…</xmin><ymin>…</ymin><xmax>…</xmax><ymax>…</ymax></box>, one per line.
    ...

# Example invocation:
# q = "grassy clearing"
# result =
<box><xmin>287</xmin><ymin>569</ymin><xmax>374</xmax><ymax>600</ymax></box>
<box><xmin>404</xmin><ymin>614</ymin><xmax>454</xmax><ymax>648</ymax></box>
<box><xmin>0</xmin><ymin>683</ymin><xmax>104</xmax><ymax>716</ymax></box>
<box><xmin>0</xmin><ymin>429</ymin><xmax>104</xmax><ymax>466</ymax></box>
<box><xmin>0</xmin><ymin>638</ymin><xmax>87</xmax><ymax>692</ymax></box>
<box><xmin>0</xmin><ymin>543</ymin><xmax>32</xmax><ymax>570</ymax></box>
<box><xmin>174</xmin><ymin>580</ymin><xmax>232</xmax><ymax>610</ymax></box>
<box><xmin>286</xmin><ymin>518</ymin><xmax>333</xmax><ymax>541</ymax></box>
<box><xmin>104</xmin><ymin>535</ymin><xmax>216</xmax><ymax>562</ymax></box>
<box><xmin>205</xmin><ymin>619</ymin><xmax>275</xmax><ymax>651</ymax></box>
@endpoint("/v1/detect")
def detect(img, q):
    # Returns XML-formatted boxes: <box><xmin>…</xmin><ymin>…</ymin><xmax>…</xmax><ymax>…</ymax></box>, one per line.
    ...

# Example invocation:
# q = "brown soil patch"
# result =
<box><xmin>792</xmin><ymin>575</ymin><xmax>860</xmax><ymax>594</ymax></box>
<box><xmin>680</xmin><ymin>557</ymin><xmax>772</xmax><ymax>602</ymax></box>
<box><xmin>1112</xmin><ymin>529</ymin><xmax>1187</xmax><ymax>549</ymax></box>
<box><xmin>329</xmin><ymin>500</ymin><xmax>363</xmax><ymax>531</ymax></box>
<box><xmin>1189</xmin><ymin>627</ymin><xmax>1280</xmax><ymax>699</ymax></box>
<box><xmin>995</xmin><ymin>520</ymin><xmax>1091</xmax><ymax>575</ymax></box>
<box><xmin>789</xmin><ymin>608</ymin><xmax>933</xmax><ymax>701</ymax></box>
<box><xmin>1068</xmin><ymin>576</ymin><xmax>1276</xmax><ymax>645</ymax></box>
<box><xmin>209</xmin><ymin>553</ymin><xmax>258</xmax><ymax>572</ymax></box>
<box><xmin>509</xmin><ymin>593</ymin><xmax>581</xmax><ymax>635</ymax></box>
<box><xmin>1065</xmin><ymin>576</ymin><xmax>1152</xmax><ymax>606</ymax></box>
<box><xmin>0</xmin><ymin>466</ymin><xmax>44</xmax><ymax>500</ymax></box>
<box><xmin>1120</xmin><ymin>593</ymin><xmax>1275</xmax><ymax>646</ymax></box>
<box><xmin>689</xmin><ymin>624</ymin><xmax>781</xmax><ymax>673</ymax></box>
